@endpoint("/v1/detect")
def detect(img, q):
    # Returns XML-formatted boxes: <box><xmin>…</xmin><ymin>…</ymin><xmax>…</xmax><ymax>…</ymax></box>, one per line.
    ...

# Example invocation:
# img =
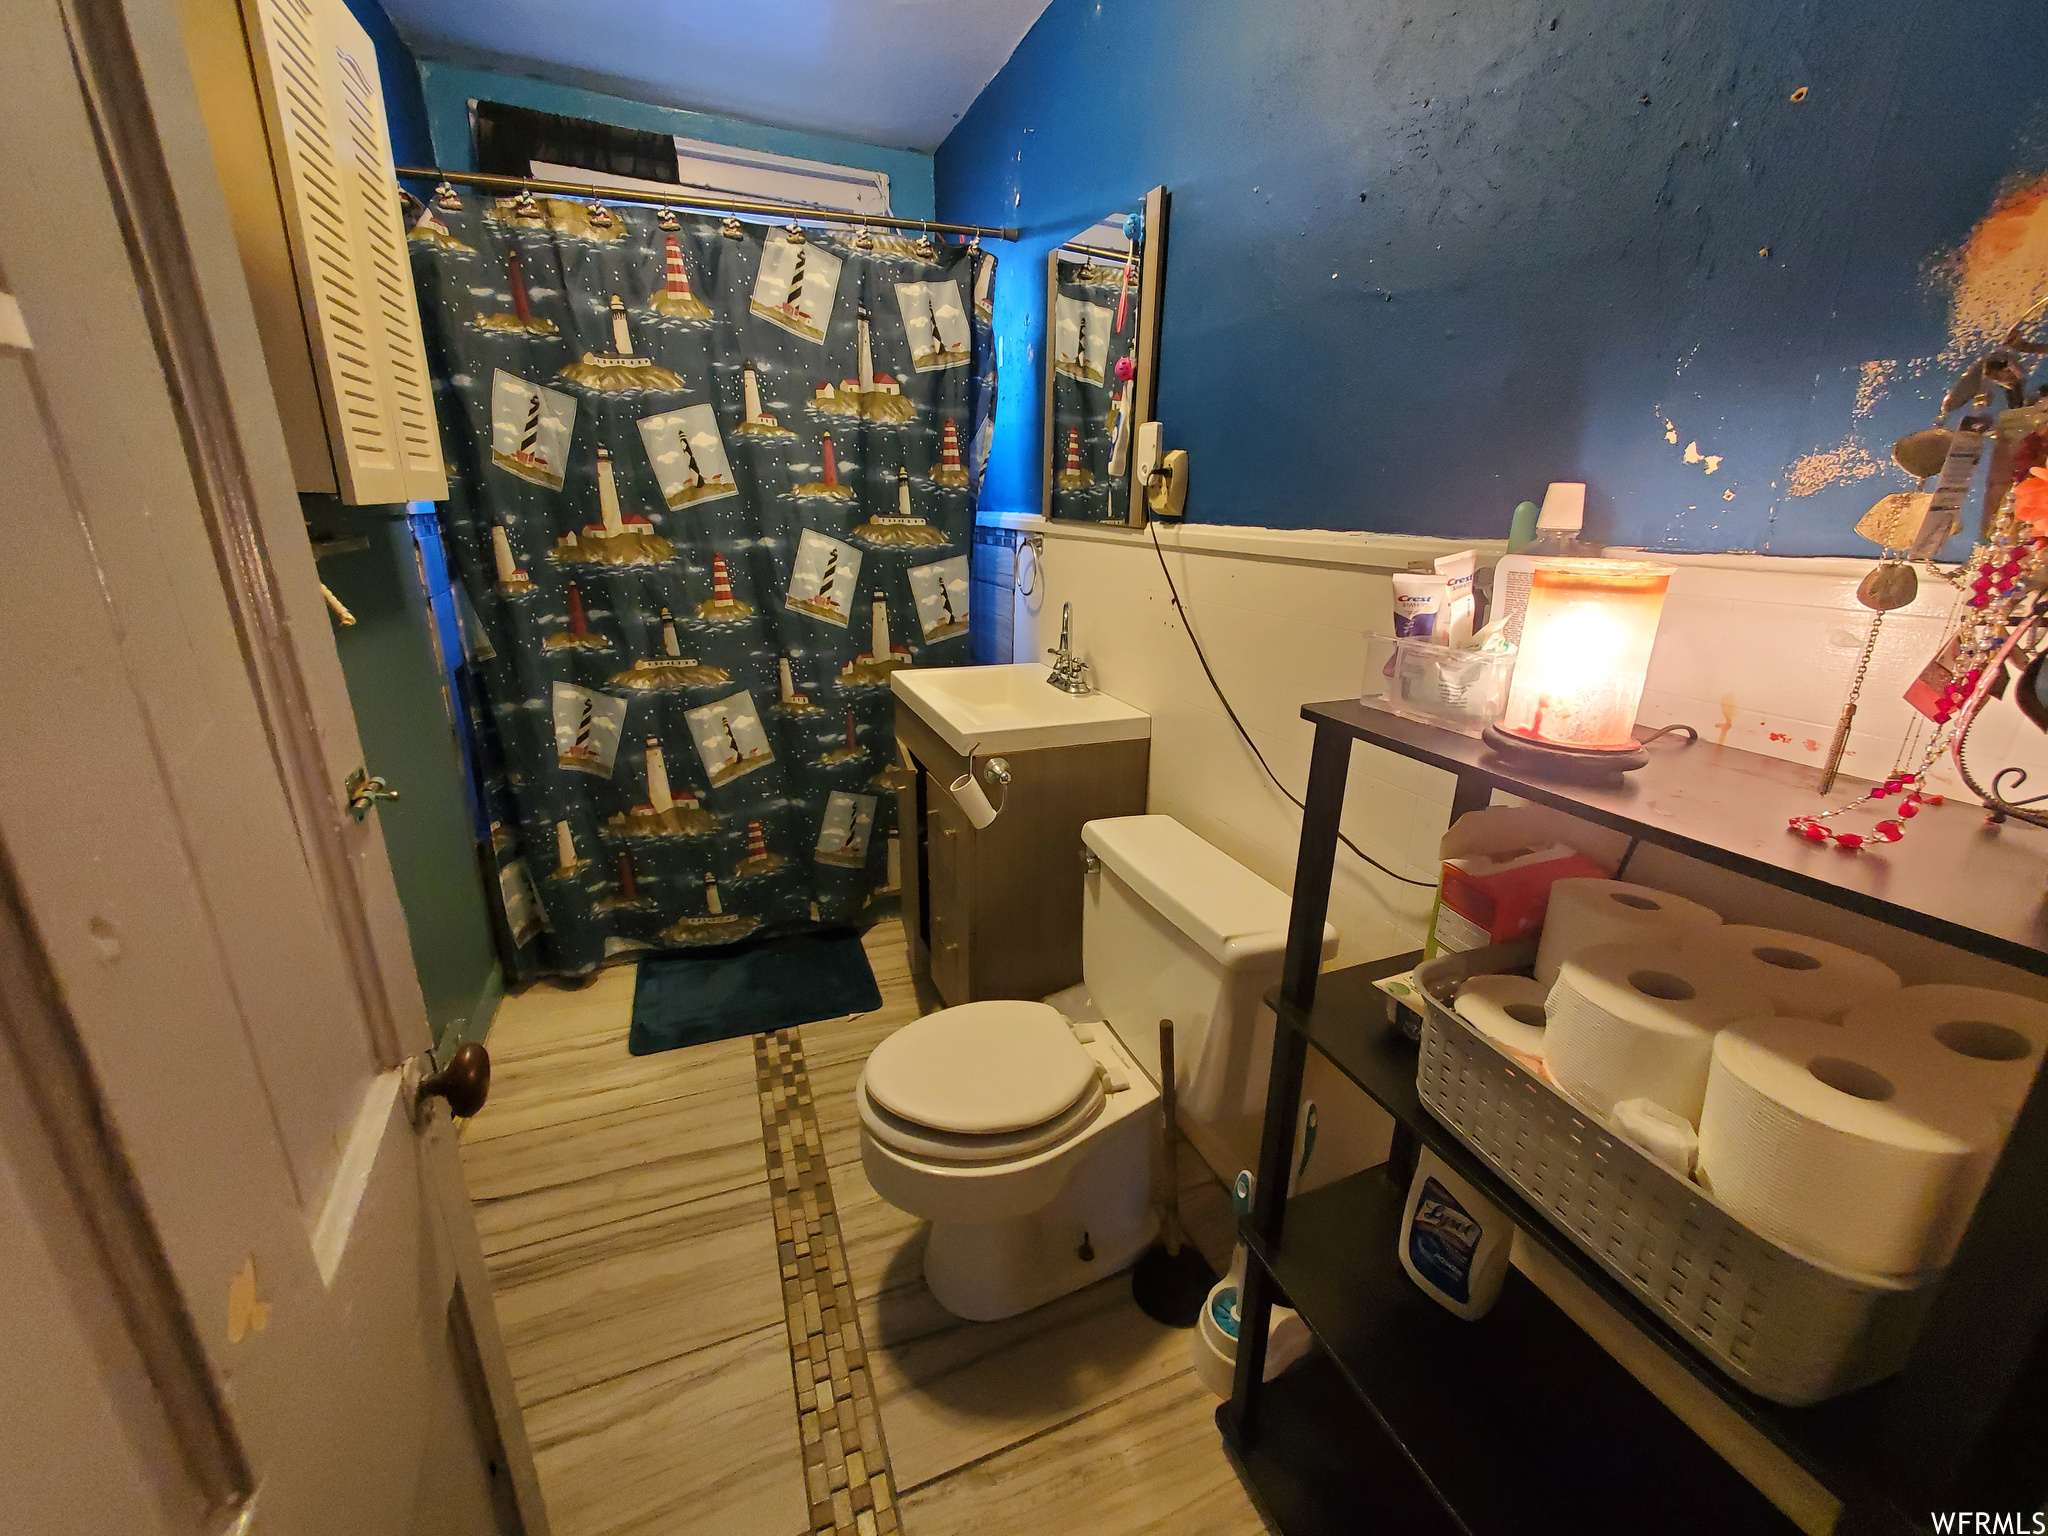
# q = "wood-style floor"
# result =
<box><xmin>459</xmin><ymin>920</ymin><xmax>1264</xmax><ymax>1536</ymax></box>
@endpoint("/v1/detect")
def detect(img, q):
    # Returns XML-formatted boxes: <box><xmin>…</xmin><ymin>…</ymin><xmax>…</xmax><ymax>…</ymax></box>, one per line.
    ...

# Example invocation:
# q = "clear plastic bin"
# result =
<box><xmin>1360</xmin><ymin>635</ymin><xmax>1516</xmax><ymax>736</ymax></box>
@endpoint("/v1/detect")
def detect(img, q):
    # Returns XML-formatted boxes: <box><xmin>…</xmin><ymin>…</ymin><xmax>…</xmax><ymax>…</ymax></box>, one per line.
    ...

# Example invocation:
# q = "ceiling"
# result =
<box><xmin>381</xmin><ymin>0</ymin><xmax>1054</xmax><ymax>153</ymax></box>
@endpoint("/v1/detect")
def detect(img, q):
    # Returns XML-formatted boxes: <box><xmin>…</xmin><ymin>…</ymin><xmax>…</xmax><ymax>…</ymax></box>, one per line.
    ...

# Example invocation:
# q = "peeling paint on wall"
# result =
<box><xmin>1854</xmin><ymin>360</ymin><xmax>1899</xmax><ymax>419</ymax></box>
<box><xmin>1784</xmin><ymin>175</ymin><xmax>2048</xmax><ymax>503</ymax></box>
<box><xmin>1786</xmin><ymin>436</ymin><xmax>1885</xmax><ymax>497</ymax></box>
<box><xmin>1933</xmin><ymin>174</ymin><xmax>2048</xmax><ymax>364</ymax></box>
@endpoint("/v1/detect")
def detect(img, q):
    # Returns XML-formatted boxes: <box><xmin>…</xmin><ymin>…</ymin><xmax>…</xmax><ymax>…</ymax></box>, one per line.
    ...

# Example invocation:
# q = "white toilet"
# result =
<box><xmin>858</xmin><ymin>814</ymin><xmax>1336</xmax><ymax>1321</ymax></box>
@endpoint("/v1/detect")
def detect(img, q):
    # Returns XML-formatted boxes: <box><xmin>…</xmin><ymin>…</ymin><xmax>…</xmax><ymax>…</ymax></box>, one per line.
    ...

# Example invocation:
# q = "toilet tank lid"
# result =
<box><xmin>1082</xmin><ymin>816</ymin><xmax>1338</xmax><ymax>967</ymax></box>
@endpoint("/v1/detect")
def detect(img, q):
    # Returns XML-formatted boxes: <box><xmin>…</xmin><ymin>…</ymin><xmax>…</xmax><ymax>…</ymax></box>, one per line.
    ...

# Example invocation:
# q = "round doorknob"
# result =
<box><xmin>419</xmin><ymin>1043</ymin><xmax>490</xmax><ymax>1119</ymax></box>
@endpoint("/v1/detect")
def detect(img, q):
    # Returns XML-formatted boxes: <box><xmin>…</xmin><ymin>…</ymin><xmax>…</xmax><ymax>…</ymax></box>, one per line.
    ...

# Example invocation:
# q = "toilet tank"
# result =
<box><xmin>1080</xmin><ymin>817</ymin><xmax>1338</xmax><ymax>1126</ymax></box>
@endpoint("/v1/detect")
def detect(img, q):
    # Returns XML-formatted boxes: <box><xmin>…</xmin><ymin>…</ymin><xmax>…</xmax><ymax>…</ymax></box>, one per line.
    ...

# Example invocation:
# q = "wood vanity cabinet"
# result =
<box><xmin>893</xmin><ymin>701</ymin><xmax>1148</xmax><ymax>1005</ymax></box>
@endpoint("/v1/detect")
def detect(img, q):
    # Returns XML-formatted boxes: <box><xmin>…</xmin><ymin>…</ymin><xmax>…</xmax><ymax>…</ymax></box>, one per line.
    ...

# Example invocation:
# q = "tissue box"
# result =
<box><xmin>1430</xmin><ymin>843</ymin><xmax>1607</xmax><ymax>956</ymax></box>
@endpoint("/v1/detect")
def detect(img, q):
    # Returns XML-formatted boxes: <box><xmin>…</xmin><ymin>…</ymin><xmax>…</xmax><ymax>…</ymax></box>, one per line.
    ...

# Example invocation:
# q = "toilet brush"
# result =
<box><xmin>1131</xmin><ymin>1019</ymin><xmax>1218</xmax><ymax>1327</ymax></box>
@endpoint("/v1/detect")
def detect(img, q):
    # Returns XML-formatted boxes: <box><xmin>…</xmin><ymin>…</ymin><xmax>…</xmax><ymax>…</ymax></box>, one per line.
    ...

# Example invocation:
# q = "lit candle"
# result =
<box><xmin>1498</xmin><ymin>560</ymin><xmax>1673</xmax><ymax>752</ymax></box>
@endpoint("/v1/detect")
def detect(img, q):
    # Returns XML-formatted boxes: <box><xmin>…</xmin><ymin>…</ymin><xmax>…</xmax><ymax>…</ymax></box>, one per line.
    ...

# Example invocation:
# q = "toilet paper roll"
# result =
<box><xmin>1453</xmin><ymin>974</ymin><xmax>1550</xmax><ymax>1071</ymax></box>
<box><xmin>1845</xmin><ymin>985</ymin><xmax>2048</xmax><ymax>1125</ymax></box>
<box><xmin>1679</xmin><ymin>925</ymin><xmax>1901</xmax><ymax>1022</ymax></box>
<box><xmin>1844</xmin><ymin>985</ymin><xmax>2048</xmax><ymax>1265</ymax></box>
<box><xmin>1535</xmin><ymin>879</ymin><xmax>1721</xmax><ymax>986</ymax></box>
<box><xmin>1543</xmin><ymin>942</ymin><xmax>1772</xmax><ymax>1125</ymax></box>
<box><xmin>1697</xmin><ymin>1015</ymin><xmax>1996</xmax><ymax>1276</ymax></box>
<box><xmin>1612</xmin><ymin>1097</ymin><xmax>1699</xmax><ymax>1178</ymax></box>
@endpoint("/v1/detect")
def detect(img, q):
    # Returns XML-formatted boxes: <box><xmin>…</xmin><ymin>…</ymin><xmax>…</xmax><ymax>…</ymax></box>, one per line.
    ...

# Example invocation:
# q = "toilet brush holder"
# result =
<box><xmin>1193</xmin><ymin>1172</ymin><xmax>1310</xmax><ymax>1397</ymax></box>
<box><xmin>1191</xmin><ymin>1276</ymin><xmax>1312</xmax><ymax>1398</ymax></box>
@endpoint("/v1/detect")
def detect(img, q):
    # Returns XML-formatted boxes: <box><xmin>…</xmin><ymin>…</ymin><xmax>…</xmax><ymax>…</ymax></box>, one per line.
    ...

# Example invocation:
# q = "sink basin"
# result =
<box><xmin>892</xmin><ymin>664</ymin><xmax>1151</xmax><ymax>757</ymax></box>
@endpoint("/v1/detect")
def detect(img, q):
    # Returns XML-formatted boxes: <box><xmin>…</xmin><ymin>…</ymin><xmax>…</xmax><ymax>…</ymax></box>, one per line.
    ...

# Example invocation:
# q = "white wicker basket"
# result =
<box><xmin>1413</xmin><ymin>942</ymin><xmax>1937</xmax><ymax>1406</ymax></box>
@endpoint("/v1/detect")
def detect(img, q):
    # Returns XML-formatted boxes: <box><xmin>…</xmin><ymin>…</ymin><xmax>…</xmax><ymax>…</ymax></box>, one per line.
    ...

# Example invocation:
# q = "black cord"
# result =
<box><xmin>1635</xmin><ymin>722</ymin><xmax>1699</xmax><ymax>747</ymax></box>
<box><xmin>1146</xmin><ymin>523</ymin><xmax>1436</xmax><ymax>889</ymax></box>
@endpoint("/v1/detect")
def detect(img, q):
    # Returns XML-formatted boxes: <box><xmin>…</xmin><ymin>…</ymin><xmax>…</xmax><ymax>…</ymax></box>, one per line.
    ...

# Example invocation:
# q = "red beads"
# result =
<box><xmin>1789</xmin><ymin>771</ymin><xmax>1937</xmax><ymax>853</ymax></box>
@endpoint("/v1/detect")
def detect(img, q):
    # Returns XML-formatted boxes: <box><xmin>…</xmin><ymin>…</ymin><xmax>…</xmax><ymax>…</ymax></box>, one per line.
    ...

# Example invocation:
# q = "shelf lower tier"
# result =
<box><xmin>1219</xmin><ymin>1348</ymin><xmax>1464</xmax><ymax>1536</ymax></box>
<box><xmin>1246</xmin><ymin>1164</ymin><xmax>1795</xmax><ymax>1535</ymax></box>
<box><xmin>1269</xmin><ymin>961</ymin><xmax>1917</xmax><ymax>1530</ymax></box>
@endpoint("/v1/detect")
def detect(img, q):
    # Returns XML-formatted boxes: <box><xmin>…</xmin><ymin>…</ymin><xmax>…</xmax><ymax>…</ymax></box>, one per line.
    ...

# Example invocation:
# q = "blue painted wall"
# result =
<box><xmin>938</xmin><ymin>1</ymin><xmax>2048</xmax><ymax>555</ymax></box>
<box><xmin>339</xmin><ymin>0</ymin><xmax>434</xmax><ymax>169</ymax></box>
<box><xmin>414</xmin><ymin>62</ymin><xmax>937</xmax><ymax>222</ymax></box>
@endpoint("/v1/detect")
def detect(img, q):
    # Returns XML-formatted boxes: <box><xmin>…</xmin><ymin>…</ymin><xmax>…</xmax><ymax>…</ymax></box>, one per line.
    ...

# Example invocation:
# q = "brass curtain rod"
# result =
<box><xmin>397</xmin><ymin>166</ymin><xmax>1018</xmax><ymax>241</ymax></box>
<box><xmin>1059</xmin><ymin>241</ymin><xmax>1133</xmax><ymax>261</ymax></box>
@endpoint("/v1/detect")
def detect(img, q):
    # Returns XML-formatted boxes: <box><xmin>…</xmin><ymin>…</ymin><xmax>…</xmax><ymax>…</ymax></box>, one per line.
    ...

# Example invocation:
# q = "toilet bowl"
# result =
<box><xmin>857</xmin><ymin>814</ymin><xmax>1336</xmax><ymax>1322</ymax></box>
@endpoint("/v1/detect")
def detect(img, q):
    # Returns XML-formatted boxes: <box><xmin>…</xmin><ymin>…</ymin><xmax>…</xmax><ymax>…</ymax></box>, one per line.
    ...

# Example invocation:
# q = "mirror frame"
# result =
<box><xmin>1041</xmin><ymin>184</ymin><xmax>1169</xmax><ymax>528</ymax></box>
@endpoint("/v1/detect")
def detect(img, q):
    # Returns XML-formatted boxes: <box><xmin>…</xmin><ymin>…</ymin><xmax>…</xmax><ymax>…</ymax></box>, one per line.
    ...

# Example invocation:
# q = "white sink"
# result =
<box><xmin>892</xmin><ymin>664</ymin><xmax>1151</xmax><ymax>757</ymax></box>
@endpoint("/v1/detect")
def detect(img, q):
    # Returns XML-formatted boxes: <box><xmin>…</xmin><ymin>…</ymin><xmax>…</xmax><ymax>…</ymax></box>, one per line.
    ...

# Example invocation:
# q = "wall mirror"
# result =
<box><xmin>1042</xmin><ymin>185</ymin><xmax>1168</xmax><ymax>526</ymax></box>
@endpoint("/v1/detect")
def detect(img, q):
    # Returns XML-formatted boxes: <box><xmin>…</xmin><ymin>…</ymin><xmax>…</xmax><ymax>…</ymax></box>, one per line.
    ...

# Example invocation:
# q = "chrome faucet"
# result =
<box><xmin>1046</xmin><ymin>603</ymin><xmax>1093</xmax><ymax>694</ymax></box>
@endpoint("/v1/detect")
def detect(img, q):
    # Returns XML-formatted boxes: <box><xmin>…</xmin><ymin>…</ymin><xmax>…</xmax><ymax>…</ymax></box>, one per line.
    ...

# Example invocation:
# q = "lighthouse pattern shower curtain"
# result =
<box><xmin>409</xmin><ymin>190</ymin><xmax>995</xmax><ymax>974</ymax></box>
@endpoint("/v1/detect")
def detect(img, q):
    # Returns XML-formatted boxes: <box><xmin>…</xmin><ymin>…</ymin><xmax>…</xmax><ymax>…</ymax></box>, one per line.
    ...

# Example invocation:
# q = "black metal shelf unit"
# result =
<box><xmin>1221</xmin><ymin>702</ymin><xmax>2048</xmax><ymax>1536</ymax></box>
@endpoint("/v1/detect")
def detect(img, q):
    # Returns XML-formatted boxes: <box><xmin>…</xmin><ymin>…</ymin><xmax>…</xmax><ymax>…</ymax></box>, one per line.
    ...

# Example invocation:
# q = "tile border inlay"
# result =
<box><xmin>756</xmin><ymin>1027</ymin><xmax>902</xmax><ymax>1536</ymax></box>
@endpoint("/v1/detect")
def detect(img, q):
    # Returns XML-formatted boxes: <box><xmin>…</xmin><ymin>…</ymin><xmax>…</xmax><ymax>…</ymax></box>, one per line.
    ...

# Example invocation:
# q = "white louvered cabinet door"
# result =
<box><xmin>240</xmin><ymin>0</ymin><xmax>444</xmax><ymax>503</ymax></box>
<box><xmin>329</xmin><ymin>5</ymin><xmax>445</xmax><ymax>500</ymax></box>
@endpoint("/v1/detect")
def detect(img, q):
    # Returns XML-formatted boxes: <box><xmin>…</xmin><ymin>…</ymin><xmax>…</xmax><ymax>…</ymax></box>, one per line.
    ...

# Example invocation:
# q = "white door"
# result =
<box><xmin>0</xmin><ymin>1</ymin><xmax>547</xmax><ymax>1532</ymax></box>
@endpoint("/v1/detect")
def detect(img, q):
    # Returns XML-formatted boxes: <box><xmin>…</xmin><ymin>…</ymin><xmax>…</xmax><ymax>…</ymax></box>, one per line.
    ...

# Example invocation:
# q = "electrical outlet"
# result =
<box><xmin>1133</xmin><ymin>421</ymin><xmax>1164</xmax><ymax>487</ymax></box>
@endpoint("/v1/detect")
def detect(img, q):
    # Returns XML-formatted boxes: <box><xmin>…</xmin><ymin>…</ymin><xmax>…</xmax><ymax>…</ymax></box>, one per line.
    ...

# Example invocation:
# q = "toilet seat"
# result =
<box><xmin>857</xmin><ymin>1000</ymin><xmax>1107</xmax><ymax>1165</ymax></box>
<box><xmin>857</xmin><ymin>1075</ymin><xmax>1107</xmax><ymax>1164</ymax></box>
<box><xmin>863</xmin><ymin>1001</ymin><xmax>1098</xmax><ymax>1133</ymax></box>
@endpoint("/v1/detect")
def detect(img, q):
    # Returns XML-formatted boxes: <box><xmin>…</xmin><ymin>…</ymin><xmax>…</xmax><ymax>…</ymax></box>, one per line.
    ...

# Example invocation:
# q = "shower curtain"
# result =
<box><xmin>409</xmin><ymin>188</ymin><xmax>995</xmax><ymax>974</ymax></box>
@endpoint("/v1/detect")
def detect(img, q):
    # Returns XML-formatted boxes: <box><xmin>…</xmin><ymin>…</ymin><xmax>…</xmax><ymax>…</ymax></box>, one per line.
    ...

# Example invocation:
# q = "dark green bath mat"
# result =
<box><xmin>628</xmin><ymin>929</ymin><xmax>883</xmax><ymax>1056</ymax></box>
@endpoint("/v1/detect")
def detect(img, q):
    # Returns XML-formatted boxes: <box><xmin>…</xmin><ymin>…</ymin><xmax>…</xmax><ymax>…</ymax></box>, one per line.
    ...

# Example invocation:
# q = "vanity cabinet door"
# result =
<box><xmin>924</xmin><ymin>775</ymin><xmax>975</xmax><ymax>1006</ymax></box>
